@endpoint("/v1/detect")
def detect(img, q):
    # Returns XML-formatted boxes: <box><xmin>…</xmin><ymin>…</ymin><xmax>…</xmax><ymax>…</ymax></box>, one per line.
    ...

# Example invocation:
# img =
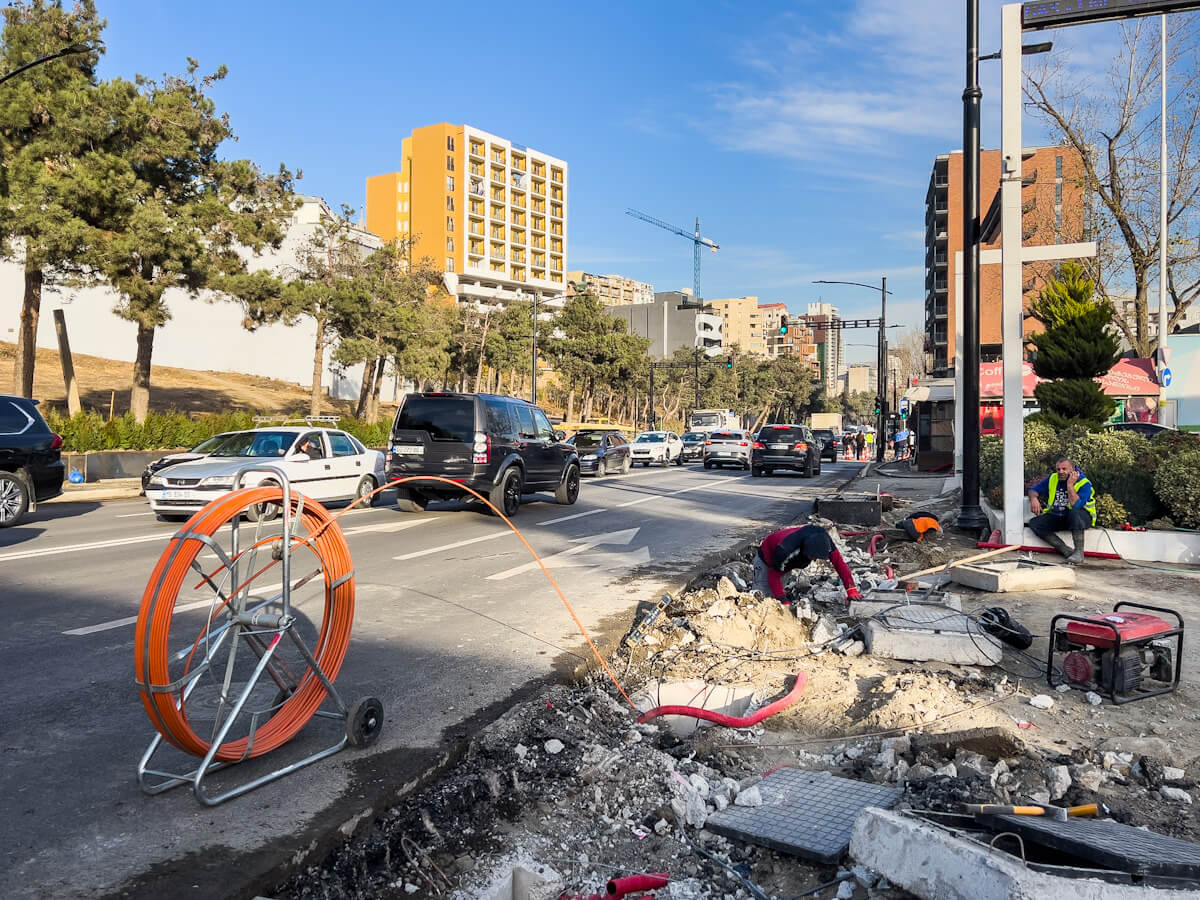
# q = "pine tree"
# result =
<box><xmin>1028</xmin><ymin>262</ymin><xmax>1120</xmax><ymax>429</ymax></box>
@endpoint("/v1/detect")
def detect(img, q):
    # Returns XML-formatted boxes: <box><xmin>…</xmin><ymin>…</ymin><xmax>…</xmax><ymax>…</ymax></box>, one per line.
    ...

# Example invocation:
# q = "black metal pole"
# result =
<box><xmin>876</xmin><ymin>276</ymin><xmax>888</xmax><ymax>462</ymax></box>
<box><xmin>959</xmin><ymin>0</ymin><xmax>988</xmax><ymax>530</ymax></box>
<box><xmin>0</xmin><ymin>44</ymin><xmax>92</xmax><ymax>87</ymax></box>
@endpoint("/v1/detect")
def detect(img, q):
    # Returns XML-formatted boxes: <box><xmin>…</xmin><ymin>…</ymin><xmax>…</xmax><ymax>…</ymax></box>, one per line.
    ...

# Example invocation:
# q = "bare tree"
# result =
<box><xmin>1025</xmin><ymin>14</ymin><xmax>1200</xmax><ymax>357</ymax></box>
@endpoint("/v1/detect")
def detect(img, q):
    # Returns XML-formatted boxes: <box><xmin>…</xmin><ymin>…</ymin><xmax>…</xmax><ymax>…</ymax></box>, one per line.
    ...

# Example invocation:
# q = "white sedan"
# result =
<box><xmin>144</xmin><ymin>427</ymin><xmax>385</xmax><ymax>521</ymax></box>
<box><xmin>630</xmin><ymin>431</ymin><xmax>684</xmax><ymax>467</ymax></box>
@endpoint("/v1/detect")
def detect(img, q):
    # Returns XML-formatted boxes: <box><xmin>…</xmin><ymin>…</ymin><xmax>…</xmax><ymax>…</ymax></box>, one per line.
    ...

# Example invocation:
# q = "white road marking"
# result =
<box><xmin>0</xmin><ymin>532</ymin><xmax>166</xmax><ymax>563</ymax></box>
<box><xmin>342</xmin><ymin>517</ymin><xmax>439</xmax><ymax>536</ymax></box>
<box><xmin>116</xmin><ymin>512</ymin><xmax>154</xmax><ymax>518</ymax></box>
<box><xmin>615</xmin><ymin>478</ymin><xmax>725</xmax><ymax>508</ymax></box>
<box><xmin>539</xmin><ymin>509</ymin><xmax>604</xmax><ymax>526</ymax></box>
<box><xmin>65</xmin><ymin>581</ymin><xmax>290</xmax><ymax>636</ymax></box>
<box><xmin>394</xmin><ymin>530</ymin><xmax>514</xmax><ymax>561</ymax></box>
<box><xmin>488</xmin><ymin>527</ymin><xmax>641</xmax><ymax>581</ymax></box>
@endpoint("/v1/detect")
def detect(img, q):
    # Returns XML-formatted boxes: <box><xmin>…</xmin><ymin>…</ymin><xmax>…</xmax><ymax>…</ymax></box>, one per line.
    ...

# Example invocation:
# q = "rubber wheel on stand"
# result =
<box><xmin>346</xmin><ymin>696</ymin><xmax>384</xmax><ymax>748</ymax></box>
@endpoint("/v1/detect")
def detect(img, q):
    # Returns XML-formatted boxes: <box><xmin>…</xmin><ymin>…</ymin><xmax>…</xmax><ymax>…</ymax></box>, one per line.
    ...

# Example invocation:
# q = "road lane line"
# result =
<box><xmin>394</xmin><ymin>530</ymin><xmax>513</xmax><ymax>561</ymax></box>
<box><xmin>342</xmin><ymin>516</ymin><xmax>439</xmax><ymax>536</ymax></box>
<box><xmin>64</xmin><ymin>598</ymin><xmax>213</xmax><ymax>635</ymax></box>
<box><xmin>116</xmin><ymin>512</ymin><xmax>154</xmax><ymax>518</ymax></box>
<box><xmin>0</xmin><ymin>532</ymin><xmax>166</xmax><ymax>563</ymax></box>
<box><xmin>539</xmin><ymin>509</ymin><xmax>605</xmax><ymax>526</ymax></box>
<box><xmin>615</xmin><ymin>477</ymin><xmax>725</xmax><ymax>508</ymax></box>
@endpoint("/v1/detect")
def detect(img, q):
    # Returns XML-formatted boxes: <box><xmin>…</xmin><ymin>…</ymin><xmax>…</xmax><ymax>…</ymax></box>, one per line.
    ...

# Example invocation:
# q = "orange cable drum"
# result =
<box><xmin>134</xmin><ymin>486</ymin><xmax>355</xmax><ymax>762</ymax></box>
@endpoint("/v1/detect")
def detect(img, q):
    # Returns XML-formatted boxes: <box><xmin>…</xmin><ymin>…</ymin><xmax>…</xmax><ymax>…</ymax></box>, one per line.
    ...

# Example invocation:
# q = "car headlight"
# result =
<box><xmin>199</xmin><ymin>476</ymin><xmax>235</xmax><ymax>488</ymax></box>
<box><xmin>148</xmin><ymin>476</ymin><xmax>167</xmax><ymax>487</ymax></box>
<box><xmin>583</xmin><ymin>453</ymin><xmax>598</xmax><ymax>460</ymax></box>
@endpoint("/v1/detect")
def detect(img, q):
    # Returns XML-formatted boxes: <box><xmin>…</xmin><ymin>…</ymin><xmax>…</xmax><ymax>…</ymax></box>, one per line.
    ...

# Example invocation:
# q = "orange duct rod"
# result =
<box><xmin>134</xmin><ymin>486</ymin><xmax>355</xmax><ymax>762</ymax></box>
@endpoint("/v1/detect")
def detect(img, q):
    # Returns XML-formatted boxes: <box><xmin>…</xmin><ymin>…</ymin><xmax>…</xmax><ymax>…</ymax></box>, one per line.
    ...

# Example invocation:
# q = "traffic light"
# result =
<box><xmin>726</xmin><ymin>356</ymin><xmax>734</xmax><ymax>369</ymax></box>
<box><xmin>778</xmin><ymin>314</ymin><xmax>789</xmax><ymax>336</ymax></box>
<box><xmin>874</xmin><ymin>396</ymin><xmax>882</xmax><ymax>415</ymax></box>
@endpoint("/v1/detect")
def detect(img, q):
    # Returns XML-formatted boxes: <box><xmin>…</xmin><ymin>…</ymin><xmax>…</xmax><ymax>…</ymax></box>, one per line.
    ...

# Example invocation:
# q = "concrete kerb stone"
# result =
<box><xmin>863</xmin><ymin>605</ymin><xmax>1003</xmax><ymax>667</ymax></box>
<box><xmin>951</xmin><ymin>559</ymin><xmax>1076</xmax><ymax>593</ymax></box>
<box><xmin>850</xmin><ymin>808</ymin><xmax>1187</xmax><ymax>900</ymax></box>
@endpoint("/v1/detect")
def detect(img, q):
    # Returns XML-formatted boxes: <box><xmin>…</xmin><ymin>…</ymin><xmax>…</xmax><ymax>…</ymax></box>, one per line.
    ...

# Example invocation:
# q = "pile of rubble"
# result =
<box><xmin>270</xmin><ymin>524</ymin><xmax>1200</xmax><ymax>899</ymax></box>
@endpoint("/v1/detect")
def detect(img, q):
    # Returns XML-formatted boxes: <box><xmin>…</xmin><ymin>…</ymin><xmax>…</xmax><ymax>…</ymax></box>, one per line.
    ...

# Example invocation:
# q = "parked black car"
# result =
<box><xmin>751</xmin><ymin>423</ymin><xmax>822</xmax><ymax>478</ymax></box>
<box><xmin>569</xmin><ymin>430</ymin><xmax>632</xmax><ymax>476</ymax></box>
<box><xmin>0</xmin><ymin>394</ymin><xmax>65</xmax><ymax>527</ymax></box>
<box><xmin>813</xmin><ymin>428</ymin><xmax>839</xmax><ymax>462</ymax></box>
<box><xmin>387</xmin><ymin>392</ymin><xmax>580</xmax><ymax>517</ymax></box>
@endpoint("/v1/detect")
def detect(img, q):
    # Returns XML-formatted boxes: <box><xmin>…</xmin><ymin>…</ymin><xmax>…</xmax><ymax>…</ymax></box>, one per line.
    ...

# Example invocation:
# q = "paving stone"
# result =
<box><xmin>950</xmin><ymin>559</ymin><xmax>1076</xmax><ymax>592</ymax></box>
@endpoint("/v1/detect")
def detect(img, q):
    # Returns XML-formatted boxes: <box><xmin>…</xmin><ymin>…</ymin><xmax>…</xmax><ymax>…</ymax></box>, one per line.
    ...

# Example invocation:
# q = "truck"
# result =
<box><xmin>809</xmin><ymin>412</ymin><xmax>843</xmax><ymax>433</ymax></box>
<box><xmin>687</xmin><ymin>409</ymin><xmax>740</xmax><ymax>434</ymax></box>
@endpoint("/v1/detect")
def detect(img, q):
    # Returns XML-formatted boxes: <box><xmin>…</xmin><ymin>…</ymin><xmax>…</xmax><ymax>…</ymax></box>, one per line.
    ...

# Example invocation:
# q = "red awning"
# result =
<box><xmin>979</xmin><ymin>358</ymin><xmax>1159</xmax><ymax>399</ymax></box>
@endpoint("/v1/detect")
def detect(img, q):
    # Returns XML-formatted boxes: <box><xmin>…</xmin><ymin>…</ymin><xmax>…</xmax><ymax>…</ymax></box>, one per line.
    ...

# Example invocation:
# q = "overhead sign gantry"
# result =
<box><xmin>1023</xmin><ymin>0</ymin><xmax>1200</xmax><ymax>31</ymax></box>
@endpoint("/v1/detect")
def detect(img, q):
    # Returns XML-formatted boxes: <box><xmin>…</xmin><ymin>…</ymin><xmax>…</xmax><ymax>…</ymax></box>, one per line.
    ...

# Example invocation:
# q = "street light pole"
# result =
<box><xmin>958</xmin><ymin>0</ymin><xmax>988</xmax><ymax>531</ymax></box>
<box><xmin>0</xmin><ymin>43</ymin><xmax>94</xmax><ymax>86</ymax></box>
<box><xmin>530</xmin><ymin>292</ymin><xmax>539</xmax><ymax>404</ymax></box>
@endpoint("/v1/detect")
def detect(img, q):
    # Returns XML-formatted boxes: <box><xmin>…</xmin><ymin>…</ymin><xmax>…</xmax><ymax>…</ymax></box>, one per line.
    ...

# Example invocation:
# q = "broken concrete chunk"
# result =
<box><xmin>810</xmin><ymin>616</ymin><xmax>840</xmax><ymax>645</ymax></box>
<box><xmin>1085</xmin><ymin>691</ymin><xmax>1103</xmax><ymax>706</ymax></box>
<box><xmin>705</xmin><ymin>596</ymin><xmax>736</xmax><ymax>618</ymax></box>
<box><xmin>733</xmin><ymin>785</ymin><xmax>763</xmax><ymax>807</ymax></box>
<box><xmin>1164</xmin><ymin>766</ymin><xmax>1186</xmax><ymax>781</ymax></box>
<box><xmin>1161</xmin><ymin>786</ymin><xmax>1193</xmax><ymax>804</ymax></box>
<box><xmin>874</xmin><ymin>748</ymin><xmax>896</xmax><ymax>768</ymax></box>
<box><xmin>687</xmin><ymin>773</ymin><xmax>710</xmax><ymax>799</ymax></box>
<box><xmin>907</xmin><ymin>764</ymin><xmax>936</xmax><ymax>782</ymax></box>
<box><xmin>1028</xmin><ymin>695</ymin><xmax>1054</xmax><ymax>710</ymax></box>
<box><xmin>836</xmin><ymin>880</ymin><xmax>855</xmax><ymax>900</ymax></box>
<box><xmin>653</xmin><ymin>818</ymin><xmax>671</xmax><ymax>836</ymax></box>
<box><xmin>1070</xmin><ymin>763</ymin><xmax>1105</xmax><ymax>793</ymax></box>
<box><xmin>934</xmin><ymin>762</ymin><xmax>958</xmax><ymax>778</ymax></box>
<box><xmin>544</xmin><ymin>739</ymin><xmax>565</xmax><ymax>755</ymax></box>
<box><xmin>515</xmin><ymin>743</ymin><xmax>529</xmax><ymax>760</ymax></box>
<box><xmin>954</xmin><ymin>749</ymin><xmax>993</xmax><ymax>781</ymax></box>
<box><xmin>716</xmin><ymin>576</ymin><xmax>741</xmax><ymax>599</ymax></box>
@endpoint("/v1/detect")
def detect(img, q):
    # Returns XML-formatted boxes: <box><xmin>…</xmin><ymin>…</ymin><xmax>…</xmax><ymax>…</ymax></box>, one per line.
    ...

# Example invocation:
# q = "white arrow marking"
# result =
<box><xmin>487</xmin><ymin>527</ymin><xmax>641</xmax><ymax>581</ymax></box>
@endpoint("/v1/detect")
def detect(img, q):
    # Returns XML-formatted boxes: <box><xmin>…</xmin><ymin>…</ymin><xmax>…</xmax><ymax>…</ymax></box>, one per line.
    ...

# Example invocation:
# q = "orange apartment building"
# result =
<box><xmin>924</xmin><ymin>146</ymin><xmax>1085</xmax><ymax>375</ymax></box>
<box><xmin>366</xmin><ymin>123</ymin><xmax>567</xmax><ymax>307</ymax></box>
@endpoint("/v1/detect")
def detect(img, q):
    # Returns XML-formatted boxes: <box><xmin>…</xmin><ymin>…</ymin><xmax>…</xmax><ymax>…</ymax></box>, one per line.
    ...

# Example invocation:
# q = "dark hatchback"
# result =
<box><xmin>680</xmin><ymin>431</ymin><xmax>707</xmax><ymax>462</ymax></box>
<box><xmin>387</xmin><ymin>392</ymin><xmax>580</xmax><ymax>517</ymax></box>
<box><xmin>813</xmin><ymin>428</ymin><xmax>839</xmax><ymax>462</ymax></box>
<box><xmin>569</xmin><ymin>430</ymin><xmax>631</xmax><ymax>476</ymax></box>
<box><xmin>751</xmin><ymin>423</ymin><xmax>822</xmax><ymax>478</ymax></box>
<box><xmin>0</xmin><ymin>394</ymin><xmax>65</xmax><ymax>527</ymax></box>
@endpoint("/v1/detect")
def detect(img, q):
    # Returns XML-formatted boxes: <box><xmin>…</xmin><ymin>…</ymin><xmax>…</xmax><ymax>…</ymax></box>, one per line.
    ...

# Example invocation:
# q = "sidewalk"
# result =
<box><xmin>44</xmin><ymin>478</ymin><xmax>143</xmax><ymax>503</ymax></box>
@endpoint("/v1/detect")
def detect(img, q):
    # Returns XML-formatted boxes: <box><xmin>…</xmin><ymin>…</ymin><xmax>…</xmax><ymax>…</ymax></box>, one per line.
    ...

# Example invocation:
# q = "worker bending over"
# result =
<box><xmin>754</xmin><ymin>525</ymin><xmax>862</xmax><ymax>602</ymax></box>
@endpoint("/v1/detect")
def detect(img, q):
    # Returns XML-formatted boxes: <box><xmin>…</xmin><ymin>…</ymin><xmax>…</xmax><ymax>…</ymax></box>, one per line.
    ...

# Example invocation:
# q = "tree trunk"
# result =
<box><xmin>356</xmin><ymin>357</ymin><xmax>376</xmax><ymax>419</ymax></box>
<box><xmin>368</xmin><ymin>355</ymin><xmax>386</xmax><ymax>423</ymax></box>
<box><xmin>129</xmin><ymin>321</ymin><xmax>155</xmax><ymax>423</ymax></box>
<box><xmin>12</xmin><ymin>262</ymin><xmax>43</xmax><ymax>398</ymax></box>
<box><xmin>567</xmin><ymin>387</ymin><xmax>576</xmax><ymax>424</ymax></box>
<box><xmin>310</xmin><ymin>315</ymin><xmax>326</xmax><ymax>417</ymax></box>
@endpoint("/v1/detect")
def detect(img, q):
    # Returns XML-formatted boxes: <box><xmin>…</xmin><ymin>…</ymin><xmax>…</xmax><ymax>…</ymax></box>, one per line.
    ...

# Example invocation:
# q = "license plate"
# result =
<box><xmin>164</xmin><ymin>490</ymin><xmax>193</xmax><ymax>500</ymax></box>
<box><xmin>770</xmin><ymin>444</ymin><xmax>788</xmax><ymax>450</ymax></box>
<box><xmin>714</xmin><ymin>451</ymin><xmax>729</xmax><ymax>456</ymax></box>
<box><xmin>393</xmin><ymin>445</ymin><xmax>423</xmax><ymax>456</ymax></box>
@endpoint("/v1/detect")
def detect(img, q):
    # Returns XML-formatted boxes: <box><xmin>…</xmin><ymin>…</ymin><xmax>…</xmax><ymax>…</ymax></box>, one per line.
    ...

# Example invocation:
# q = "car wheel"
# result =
<box><xmin>815</xmin><ymin>460</ymin><xmax>822</xmax><ymax>475</ymax></box>
<box><xmin>764</xmin><ymin>468</ymin><xmax>774</xmax><ymax>477</ymax></box>
<box><xmin>0</xmin><ymin>472</ymin><xmax>30</xmax><ymax>528</ymax></box>
<box><xmin>246</xmin><ymin>483</ymin><xmax>281</xmax><ymax>523</ymax></box>
<box><xmin>673</xmin><ymin>452</ymin><xmax>683</xmax><ymax>466</ymax></box>
<box><xmin>354</xmin><ymin>475</ymin><xmax>377</xmax><ymax>507</ymax></box>
<box><xmin>155</xmin><ymin>513</ymin><xmax>189</xmax><ymax>523</ymax></box>
<box><xmin>641</xmin><ymin>461</ymin><xmax>650</xmax><ymax>468</ymax></box>
<box><xmin>803</xmin><ymin>460</ymin><xmax>814</xmax><ymax>478</ymax></box>
<box><xmin>489</xmin><ymin>466</ymin><xmax>522</xmax><ymax>517</ymax></box>
<box><xmin>751</xmin><ymin>466</ymin><xmax>763</xmax><ymax>477</ymax></box>
<box><xmin>597</xmin><ymin>458</ymin><xmax>608</xmax><ymax>477</ymax></box>
<box><xmin>555</xmin><ymin>463</ymin><xmax>580</xmax><ymax>505</ymax></box>
<box><xmin>621</xmin><ymin>455</ymin><xmax>631</xmax><ymax>474</ymax></box>
<box><xmin>703</xmin><ymin>460</ymin><xmax>712</xmax><ymax>470</ymax></box>
<box><xmin>394</xmin><ymin>488</ymin><xmax>429</xmax><ymax>513</ymax></box>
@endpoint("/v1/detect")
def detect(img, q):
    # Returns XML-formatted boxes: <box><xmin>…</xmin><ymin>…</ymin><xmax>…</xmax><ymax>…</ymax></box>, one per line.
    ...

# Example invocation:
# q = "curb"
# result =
<box><xmin>45</xmin><ymin>480</ymin><xmax>143</xmax><ymax>503</ymax></box>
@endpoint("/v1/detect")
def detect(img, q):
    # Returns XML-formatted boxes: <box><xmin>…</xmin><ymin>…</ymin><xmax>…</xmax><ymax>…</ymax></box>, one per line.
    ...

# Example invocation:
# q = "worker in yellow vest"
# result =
<box><xmin>1027</xmin><ymin>457</ymin><xmax>1097</xmax><ymax>564</ymax></box>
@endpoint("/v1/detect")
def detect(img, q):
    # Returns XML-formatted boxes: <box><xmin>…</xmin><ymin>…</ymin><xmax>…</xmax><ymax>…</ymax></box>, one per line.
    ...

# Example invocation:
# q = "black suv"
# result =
<box><xmin>387</xmin><ymin>392</ymin><xmax>580</xmax><ymax>517</ymax></box>
<box><xmin>751</xmin><ymin>423</ymin><xmax>822</xmax><ymax>478</ymax></box>
<box><xmin>0</xmin><ymin>395</ymin><xmax>65</xmax><ymax>527</ymax></box>
<box><xmin>812</xmin><ymin>428</ymin><xmax>839</xmax><ymax>462</ymax></box>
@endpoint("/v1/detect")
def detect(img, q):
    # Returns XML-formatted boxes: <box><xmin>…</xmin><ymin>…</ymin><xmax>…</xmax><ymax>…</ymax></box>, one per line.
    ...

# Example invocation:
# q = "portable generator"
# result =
<box><xmin>1047</xmin><ymin>602</ymin><xmax>1183</xmax><ymax>705</ymax></box>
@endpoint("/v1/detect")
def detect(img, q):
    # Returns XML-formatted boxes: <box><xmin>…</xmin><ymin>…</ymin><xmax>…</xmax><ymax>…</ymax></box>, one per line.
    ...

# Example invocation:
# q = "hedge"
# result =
<box><xmin>979</xmin><ymin>425</ymin><xmax>1199</xmax><ymax>527</ymax></box>
<box><xmin>46</xmin><ymin>410</ymin><xmax>392</xmax><ymax>453</ymax></box>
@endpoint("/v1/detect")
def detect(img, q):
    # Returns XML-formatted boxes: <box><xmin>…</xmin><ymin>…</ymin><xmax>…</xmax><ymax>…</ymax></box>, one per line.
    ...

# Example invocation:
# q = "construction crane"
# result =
<box><xmin>625</xmin><ymin>209</ymin><xmax>719</xmax><ymax>302</ymax></box>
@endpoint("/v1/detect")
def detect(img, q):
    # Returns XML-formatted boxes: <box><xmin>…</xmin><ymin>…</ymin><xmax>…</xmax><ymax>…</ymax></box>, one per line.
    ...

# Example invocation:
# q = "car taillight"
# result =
<box><xmin>738</xmin><ymin>441</ymin><xmax>748</xmax><ymax>447</ymax></box>
<box><xmin>705</xmin><ymin>441</ymin><xmax>712</xmax><ymax>446</ymax></box>
<box><xmin>794</xmin><ymin>442</ymin><xmax>808</xmax><ymax>451</ymax></box>
<box><xmin>473</xmin><ymin>431</ymin><xmax>489</xmax><ymax>464</ymax></box>
<box><xmin>49</xmin><ymin>433</ymin><xmax>63</xmax><ymax>450</ymax></box>
<box><xmin>752</xmin><ymin>441</ymin><xmax>764</xmax><ymax>449</ymax></box>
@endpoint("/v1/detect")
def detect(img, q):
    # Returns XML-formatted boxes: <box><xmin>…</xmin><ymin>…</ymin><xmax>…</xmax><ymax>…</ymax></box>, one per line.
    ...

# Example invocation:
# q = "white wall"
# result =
<box><xmin>0</xmin><ymin>197</ymin><xmax>386</xmax><ymax>403</ymax></box>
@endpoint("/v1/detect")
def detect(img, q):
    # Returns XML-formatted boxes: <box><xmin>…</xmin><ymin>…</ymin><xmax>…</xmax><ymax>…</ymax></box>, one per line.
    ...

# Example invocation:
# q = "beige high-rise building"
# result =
<box><xmin>565</xmin><ymin>271</ymin><xmax>653</xmax><ymax>305</ymax></box>
<box><xmin>709</xmin><ymin>296</ymin><xmax>765</xmax><ymax>356</ymax></box>
<box><xmin>760</xmin><ymin>302</ymin><xmax>820</xmax><ymax>372</ymax></box>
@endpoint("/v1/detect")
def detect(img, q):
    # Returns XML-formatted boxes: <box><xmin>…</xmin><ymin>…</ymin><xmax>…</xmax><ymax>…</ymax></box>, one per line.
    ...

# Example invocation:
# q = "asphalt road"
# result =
<box><xmin>0</xmin><ymin>458</ymin><xmax>858</xmax><ymax>899</ymax></box>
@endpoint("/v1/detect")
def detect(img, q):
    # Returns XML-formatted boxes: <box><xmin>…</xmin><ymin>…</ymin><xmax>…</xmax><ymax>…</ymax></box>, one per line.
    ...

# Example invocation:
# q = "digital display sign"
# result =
<box><xmin>1023</xmin><ymin>0</ymin><xmax>1200</xmax><ymax>30</ymax></box>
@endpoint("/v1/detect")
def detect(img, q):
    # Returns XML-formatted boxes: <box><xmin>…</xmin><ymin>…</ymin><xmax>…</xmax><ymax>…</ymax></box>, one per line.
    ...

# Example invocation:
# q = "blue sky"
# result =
<box><xmin>92</xmin><ymin>0</ymin><xmax>1120</xmax><ymax>365</ymax></box>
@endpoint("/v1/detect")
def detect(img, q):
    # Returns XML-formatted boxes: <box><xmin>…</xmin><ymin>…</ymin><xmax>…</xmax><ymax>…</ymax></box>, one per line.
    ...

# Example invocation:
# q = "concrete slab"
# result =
<box><xmin>813</xmin><ymin>494</ymin><xmax>883</xmax><ymax>526</ymax></box>
<box><xmin>850</xmin><ymin>808</ymin><xmax>1196</xmax><ymax>900</ymax></box>
<box><xmin>863</xmin><ymin>606</ymin><xmax>1003</xmax><ymax>666</ymax></box>
<box><xmin>850</xmin><ymin>590</ymin><xmax>963</xmax><ymax>620</ymax></box>
<box><xmin>706</xmin><ymin>769</ymin><xmax>901</xmax><ymax>863</ymax></box>
<box><xmin>631</xmin><ymin>681</ymin><xmax>755</xmax><ymax>738</ymax></box>
<box><xmin>951</xmin><ymin>559</ymin><xmax>1075</xmax><ymax>593</ymax></box>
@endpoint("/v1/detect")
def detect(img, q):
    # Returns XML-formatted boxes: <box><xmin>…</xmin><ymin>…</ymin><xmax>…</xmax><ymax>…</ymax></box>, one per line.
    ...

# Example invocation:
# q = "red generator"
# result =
<box><xmin>1047</xmin><ymin>603</ymin><xmax>1183</xmax><ymax>705</ymax></box>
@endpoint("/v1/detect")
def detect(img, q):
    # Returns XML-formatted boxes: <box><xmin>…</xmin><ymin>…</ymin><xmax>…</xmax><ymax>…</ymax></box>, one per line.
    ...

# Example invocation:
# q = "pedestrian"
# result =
<box><xmin>892</xmin><ymin>428</ymin><xmax>909</xmax><ymax>460</ymax></box>
<box><xmin>1027</xmin><ymin>457</ymin><xmax>1096</xmax><ymax>564</ymax></box>
<box><xmin>752</xmin><ymin>524</ymin><xmax>862</xmax><ymax>603</ymax></box>
<box><xmin>855</xmin><ymin>431</ymin><xmax>865</xmax><ymax>460</ymax></box>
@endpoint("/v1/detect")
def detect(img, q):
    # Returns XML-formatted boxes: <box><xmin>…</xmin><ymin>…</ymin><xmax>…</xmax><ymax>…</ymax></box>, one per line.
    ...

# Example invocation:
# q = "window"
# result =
<box><xmin>446</xmin><ymin>216</ymin><xmax>454</xmax><ymax>231</ymax></box>
<box><xmin>446</xmin><ymin>156</ymin><xmax>455</xmax><ymax>171</ymax></box>
<box><xmin>1055</xmin><ymin>182</ymin><xmax>1062</xmax><ymax>203</ymax></box>
<box><xmin>329</xmin><ymin>432</ymin><xmax>358</xmax><ymax>457</ymax></box>
<box><xmin>515</xmin><ymin>404</ymin><xmax>538</xmax><ymax>439</ymax></box>
<box><xmin>532</xmin><ymin>408</ymin><xmax>555</xmax><ymax>441</ymax></box>
<box><xmin>446</xmin><ymin>196</ymin><xmax>455</xmax><ymax>211</ymax></box>
<box><xmin>446</xmin><ymin>175</ymin><xmax>455</xmax><ymax>191</ymax></box>
<box><xmin>447</xmin><ymin>136</ymin><xmax>455</xmax><ymax>151</ymax></box>
<box><xmin>446</xmin><ymin>237</ymin><xmax>454</xmax><ymax>252</ymax></box>
<box><xmin>1055</xmin><ymin>155</ymin><xmax>1063</xmax><ymax>178</ymax></box>
<box><xmin>0</xmin><ymin>400</ymin><xmax>34</xmax><ymax>434</ymax></box>
<box><xmin>446</xmin><ymin>257</ymin><xmax>455</xmax><ymax>271</ymax></box>
<box><xmin>484</xmin><ymin>398</ymin><xmax>516</xmax><ymax>439</ymax></box>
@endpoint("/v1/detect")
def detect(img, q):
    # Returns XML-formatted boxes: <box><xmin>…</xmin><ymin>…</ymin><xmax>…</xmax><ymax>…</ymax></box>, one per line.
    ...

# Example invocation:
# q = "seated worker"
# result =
<box><xmin>753</xmin><ymin>524</ymin><xmax>862</xmax><ymax>602</ymax></box>
<box><xmin>1027</xmin><ymin>457</ymin><xmax>1096</xmax><ymax>564</ymax></box>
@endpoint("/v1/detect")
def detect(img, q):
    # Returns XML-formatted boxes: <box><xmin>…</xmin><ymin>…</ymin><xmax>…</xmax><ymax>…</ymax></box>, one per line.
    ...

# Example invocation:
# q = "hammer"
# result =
<box><xmin>966</xmin><ymin>803</ymin><xmax>1103</xmax><ymax>821</ymax></box>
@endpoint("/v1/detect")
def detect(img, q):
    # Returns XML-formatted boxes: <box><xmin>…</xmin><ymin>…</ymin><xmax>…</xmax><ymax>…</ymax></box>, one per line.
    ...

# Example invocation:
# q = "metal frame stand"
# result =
<box><xmin>136</xmin><ymin>465</ymin><xmax>381</xmax><ymax>805</ymax></box>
